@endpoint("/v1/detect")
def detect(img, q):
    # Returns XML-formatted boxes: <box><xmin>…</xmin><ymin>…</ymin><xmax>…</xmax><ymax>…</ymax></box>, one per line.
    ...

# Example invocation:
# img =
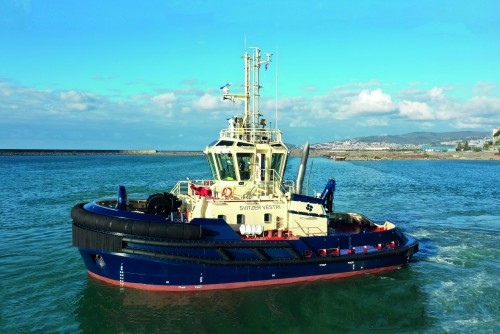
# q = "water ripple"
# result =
<box><xmin>1</xmin><ymin>156</ymin><xmax>499</xmax><ymax>333</ymax></box>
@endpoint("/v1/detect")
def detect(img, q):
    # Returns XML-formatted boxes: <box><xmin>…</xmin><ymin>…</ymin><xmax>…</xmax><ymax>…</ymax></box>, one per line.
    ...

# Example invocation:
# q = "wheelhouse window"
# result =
<box><xmin>216</xmin><ymin>140</ymin><xmax>234</xmax><ymax>147</ymax></box>
<box><xmin>214</xmin><ymin>153</ymin><xmax>236</xmax><ymax>180</ymax></box>
<box><xmin>236</xmin><ymin>142</ymin><xmax>254</xmax><ymax>147</ymax></box>
<box><xmin>236</xmin><ymin>153</ymin><xmax>253</xmax><ymax>181</ymax></box>
<box><xmin>271</xmin><ymin>153</ymin><xmax>284</xmax><ymax>180</ymax></box>
<box><xmin>206</xmin><ymin>153</ymin><xmax>218</xmax><ymax>179</ymax></box>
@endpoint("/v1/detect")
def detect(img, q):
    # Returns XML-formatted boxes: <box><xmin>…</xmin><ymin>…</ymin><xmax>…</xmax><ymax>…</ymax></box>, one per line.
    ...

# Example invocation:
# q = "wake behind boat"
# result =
<box><xmin>72</xmin><ymin>47</ymin><xmax>418</xmax><ymax>291</ymax></box>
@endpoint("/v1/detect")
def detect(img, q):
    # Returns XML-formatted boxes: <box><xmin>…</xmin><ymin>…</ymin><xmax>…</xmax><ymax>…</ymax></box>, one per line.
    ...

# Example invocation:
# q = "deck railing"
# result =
<box><xmin>219</xmin><ymin>128</ymin><xmax>283</xmax><ymax>143</ymax></box>
<box><xmin>170</xmin><ymin>175</ymin><xmax>294</xmax><ymax>199</ymax></box>
<box><xmin>170</xmin><ymin>180</ymin><xmax>215</xmax><ymax>197</ymax></box>
<box><xmin>293</xmin><ymin>220</ymin><xmax>324</xmax><ymax>236</ymax></box>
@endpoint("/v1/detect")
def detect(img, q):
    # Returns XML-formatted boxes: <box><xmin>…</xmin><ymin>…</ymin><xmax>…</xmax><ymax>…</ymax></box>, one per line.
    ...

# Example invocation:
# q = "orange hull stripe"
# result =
<box><xmin>87</xmin><ymin>265</ymin><xmax>401</xmax><ymax>291</ymax></box>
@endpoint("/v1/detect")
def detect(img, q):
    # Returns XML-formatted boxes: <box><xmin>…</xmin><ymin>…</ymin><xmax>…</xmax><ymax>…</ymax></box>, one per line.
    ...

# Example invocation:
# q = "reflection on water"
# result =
<box><xmin>75</xmin><ymin>269</ymin><xmax>430</xmax><ymax>334</ymax></box>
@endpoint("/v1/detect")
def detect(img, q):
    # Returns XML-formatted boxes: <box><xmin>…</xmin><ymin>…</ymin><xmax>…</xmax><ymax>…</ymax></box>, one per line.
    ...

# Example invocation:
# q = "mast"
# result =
<box><xmin>223</xmin><ymin>48</ymin><xmax>272</xmax><ymax>143</ymax></box>
<box><xmin>243</xmin><ymin>52</ymin><xmax>250</xmax><ymax>128</ymax></box>
<box><xmin>210</xmin><ymin>47</ymin><xmax>288</xmax><ymax>193</ymax></box>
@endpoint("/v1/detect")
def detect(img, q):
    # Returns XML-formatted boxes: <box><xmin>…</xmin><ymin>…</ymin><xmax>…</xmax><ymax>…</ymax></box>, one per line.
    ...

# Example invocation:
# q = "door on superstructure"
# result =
<box><xmin>256</xmin><ymin>153</ymin><xmax>266</xmax><ymax>182</ymax></box>
<box><xmin>271</xmin><ymin>153</ymin><xmax>284</xmax><ymax>180</ymax></box>
<box><xmin>236</xmin><ymin>153</ymin><xmax>253</xmax><ymax>181</ymax></box>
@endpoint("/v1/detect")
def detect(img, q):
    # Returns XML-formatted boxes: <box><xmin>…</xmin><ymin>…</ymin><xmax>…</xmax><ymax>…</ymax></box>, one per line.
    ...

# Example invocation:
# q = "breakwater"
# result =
<box><xmin>0</xmin><ymin>149</ymin><xmax>204</xmax><ymax>156</ymax></box>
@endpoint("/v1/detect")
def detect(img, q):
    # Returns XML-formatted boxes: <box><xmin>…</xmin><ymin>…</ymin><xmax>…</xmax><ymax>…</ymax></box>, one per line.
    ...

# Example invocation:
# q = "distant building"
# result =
<box><xmin>494</xmin><ymin>127</ymin><xmax>500</xmax><ymax>145</ymax></box>
<box><xmin>421</xmin><ymin>145</ymin><xmax>455</xmax><ymax>152</ymax></box>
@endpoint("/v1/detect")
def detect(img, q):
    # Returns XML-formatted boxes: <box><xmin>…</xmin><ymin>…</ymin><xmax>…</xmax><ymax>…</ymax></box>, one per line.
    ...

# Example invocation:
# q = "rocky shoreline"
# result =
<box><xmin>307</xmin><ymin>149</ymin><xmax>500</xmax><ymax>161</ymax></box>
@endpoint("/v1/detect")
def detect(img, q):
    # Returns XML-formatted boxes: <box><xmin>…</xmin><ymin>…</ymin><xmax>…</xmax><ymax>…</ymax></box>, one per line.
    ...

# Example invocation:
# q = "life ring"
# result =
<box><xmin>222</xmin><ymin>187</ymin><xmax>233</xmax><ymax>198</ymax></box>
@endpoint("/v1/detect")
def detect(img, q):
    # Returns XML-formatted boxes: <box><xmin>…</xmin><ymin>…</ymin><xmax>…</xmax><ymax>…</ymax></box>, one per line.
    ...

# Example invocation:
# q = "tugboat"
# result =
<box><xmin>72</xmin><ymin>47</ymin><xmax>418</xmax><ymax>291</ymax></box>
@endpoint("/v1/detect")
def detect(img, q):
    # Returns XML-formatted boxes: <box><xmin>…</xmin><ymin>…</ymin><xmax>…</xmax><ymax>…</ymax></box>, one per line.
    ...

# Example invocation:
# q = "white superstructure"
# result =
<box><xmin>170</xmin><ymin>48</ymin><xmax>328</xmax><ymax>237</ymax></box>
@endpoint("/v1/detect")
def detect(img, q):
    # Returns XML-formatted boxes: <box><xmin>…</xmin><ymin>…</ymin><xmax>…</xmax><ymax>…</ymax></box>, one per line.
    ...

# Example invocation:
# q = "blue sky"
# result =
<box><xmin>1</xmin><ymin>0</ymin><xmax>499</xmax><ymax>149</ymax></box>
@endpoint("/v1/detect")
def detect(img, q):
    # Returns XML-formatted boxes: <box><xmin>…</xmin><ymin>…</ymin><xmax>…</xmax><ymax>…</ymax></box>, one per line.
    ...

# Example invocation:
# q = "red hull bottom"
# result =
<box><xmin>87</xmin><ymin>265</ymin><xmax>402</xmax><ymax>291</ymax></box>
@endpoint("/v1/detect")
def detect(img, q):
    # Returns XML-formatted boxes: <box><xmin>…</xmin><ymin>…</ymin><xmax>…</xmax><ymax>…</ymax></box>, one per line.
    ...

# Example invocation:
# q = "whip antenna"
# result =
<box><xmin>275</xmin><ymin>47</ymin><xmax>279</xmax><ymax>129</ymax></box>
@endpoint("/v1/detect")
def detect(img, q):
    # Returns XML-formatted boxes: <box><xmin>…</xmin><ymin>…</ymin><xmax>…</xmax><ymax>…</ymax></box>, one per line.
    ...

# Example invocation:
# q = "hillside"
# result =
<box><xmin>327</xmin><ymin>131</ymin><xmax>490</xmax><ymax>146</ymax></box>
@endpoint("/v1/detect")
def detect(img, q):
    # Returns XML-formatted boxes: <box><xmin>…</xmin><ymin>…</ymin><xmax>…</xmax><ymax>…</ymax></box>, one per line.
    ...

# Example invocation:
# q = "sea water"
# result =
<box><xmin>0</xmin><ymin>156</ymin><xmax>498</xmax><ymax>333</ymax></box>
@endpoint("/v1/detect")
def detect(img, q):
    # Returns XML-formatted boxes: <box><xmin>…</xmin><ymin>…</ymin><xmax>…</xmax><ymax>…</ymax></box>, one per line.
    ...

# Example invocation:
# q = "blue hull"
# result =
<box><xmin>72</xmin><ymin>202</ymin><xmax>419</xmax><ymax>291</ymax></box>
<box><xmin>77</xmin><ymin>239</ymin><xmax>418</xmax><ymax>291</ymax></box>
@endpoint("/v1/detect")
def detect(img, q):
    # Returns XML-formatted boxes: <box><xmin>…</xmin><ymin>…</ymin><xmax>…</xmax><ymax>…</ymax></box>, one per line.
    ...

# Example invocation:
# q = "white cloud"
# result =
<box><xmin>398</xmin><ymin>101</ymin><xmax>435</xmax><ymax>120</ymax></box>
<box><xmin>473</xmin><ymin>82</ymin><xmax>499</xmax><ymax>96</ymax></box>
<box><xmin>429</xmin><ymin>86</ymin><xmax>445</xmax><ymax>101</ymax></box>
<box><xmin>462</xmin><ymin>96</ymin><xmax>500</xmax><ymax>116</ymax></box>
<box><xmin>2</xmin><ymin>79</ymin><xmax>500</xmax><ymax>149</ymax></box>
<box><xmin>336</xmin><ymin>88</ymin><xmax>395</xmax><ymax>119</ymax></box>
<box><xmin>192</xmin><ymin>93</ymin><xmax>221</xmax><ymax>110</ymax></box>
<box><xmin>357</xmin><ymin>117</ymin><xmax>389</xmax><ymax>127</ymax></box>
<box><xmin>275</xmin><ymin>96</ymin><xmax>308</xmax><ymax>111</ymax></box>
<box><xmin>151</xmin><ymin>92</ymin><xmax>177</xmax><ymax>107</ymax></box>
<box><xmin>60</xmin><ymin>90</ymin><xmax>96</xmax><ymax>111</ymax></box>
<box><xmin>454</xmin><ymin>117</ymin><xmax>493</xmax><ymax>129</ymax></box>
<box><xmin>394</xmin><ymin>86</ymin><xmax>461</xmax><ymax>121</ymax></box>
<box><xmin>269</xmin><ymin>97</ymin><xmax>311</xmax><ymax>124</ymax></box>
<box><xmin>289</xmin><ymin>116</ymin><xmax>312</xmax><ymax>128</ymax></box>
<box><xmin>0</xmin><ymin>82</ymin><xmax>15</xmax><ymax>97</ymax></box>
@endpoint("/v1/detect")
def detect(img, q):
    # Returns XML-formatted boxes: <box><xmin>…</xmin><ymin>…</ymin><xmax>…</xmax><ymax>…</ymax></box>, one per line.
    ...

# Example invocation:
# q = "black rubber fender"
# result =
<box><xmin>71</xmin><ymin>203</ymin><xmax>203</xmax><ymax>240</ymax></box>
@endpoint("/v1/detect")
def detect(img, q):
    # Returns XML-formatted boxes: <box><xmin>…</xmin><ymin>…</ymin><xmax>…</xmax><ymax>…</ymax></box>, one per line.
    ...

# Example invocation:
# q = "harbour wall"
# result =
<box><xmin>0</xmin><ymin>149</ymin><xmax>204</xmax><ymax>156</ymax></box>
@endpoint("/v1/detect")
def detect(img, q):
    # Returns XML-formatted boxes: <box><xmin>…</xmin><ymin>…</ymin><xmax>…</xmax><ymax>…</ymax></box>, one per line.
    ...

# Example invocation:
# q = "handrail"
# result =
<box><xmin>220</xmin><ymin>128</ymin><xmax>283</xmax><ymax>143</ymax></box>
<box><xmin>270</xmin><ymin>169</ymin><xmax>294</xmax><ymax>193</ymax></box>
<box><xmin>170</xmin><ymin>180</ymin><xmax>215</xmax><ymax>196</ymax></box>
<box><xmin>169</xmin><ymin>174</ymin><xmax>294</xmax><ymax>199</ymax></box>
<box><xmin>293</xmin><ymin>220</ymin><xmax>324</xmax><ymax>237</ymax></box>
